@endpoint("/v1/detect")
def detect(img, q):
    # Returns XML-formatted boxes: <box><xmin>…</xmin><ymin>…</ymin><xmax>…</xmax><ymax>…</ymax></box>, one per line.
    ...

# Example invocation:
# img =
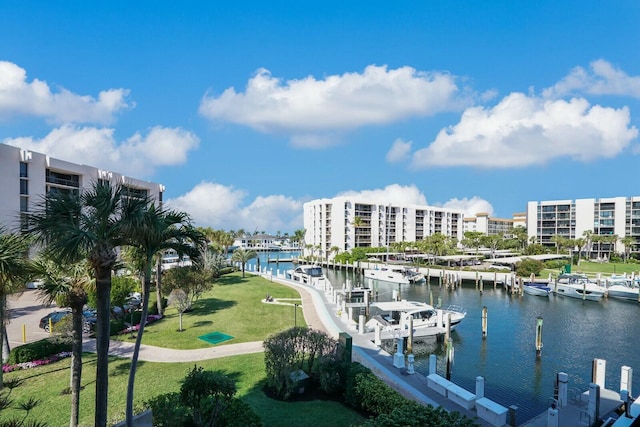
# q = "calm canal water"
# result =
<box><xmin>254</xmin><ymin>255</ymin><xmax>640</xmax><ymax>425</ymax></box>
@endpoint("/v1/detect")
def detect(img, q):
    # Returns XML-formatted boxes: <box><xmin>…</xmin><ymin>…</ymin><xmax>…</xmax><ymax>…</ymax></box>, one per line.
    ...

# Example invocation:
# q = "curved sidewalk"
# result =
<box><xmin>83</xmin><ymin>339</ymin><xmax>264</xmax><ymax>362</ymax></box>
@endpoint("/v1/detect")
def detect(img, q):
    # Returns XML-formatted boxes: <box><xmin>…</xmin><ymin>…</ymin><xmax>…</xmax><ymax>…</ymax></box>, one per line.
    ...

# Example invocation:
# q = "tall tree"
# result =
<box><xmin>26</xmin><ymin>180</ymin><xmax>148</xmax><ymax>427</ymax></box>
<box><xmin>34</xmin><ymin>258</ymin><xmax>93</xmax><ymax>427</ymax></box>
<box><xmin>124</xmin><ymin>204</ymin><xmax>204</xmax><ymax>427</ymax></box>
<box><xmin>620</xmin><ymin>236</ymin><xmax>635</xmax><ymax>262</ymax></box>
<box><xmin>231</xmin><ymin>248</ymin><xmax>257</xmax><ymax>277</ymax></box>
<box><xmin>0</xmin><ymin>226</ymin><xmax>32</xmax><ymax>389</ymax></box>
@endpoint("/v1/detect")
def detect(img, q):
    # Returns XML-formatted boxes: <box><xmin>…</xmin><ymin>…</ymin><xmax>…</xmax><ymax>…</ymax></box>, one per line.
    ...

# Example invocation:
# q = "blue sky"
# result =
<box><xmin>2</xmin><ymin>2</ymin><xmax>639</xmax><ymax>234</ymax></box>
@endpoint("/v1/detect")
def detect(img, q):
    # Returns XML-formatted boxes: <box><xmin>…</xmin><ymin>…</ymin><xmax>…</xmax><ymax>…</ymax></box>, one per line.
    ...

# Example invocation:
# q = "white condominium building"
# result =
<box><xmin>0</xmin><ymin>144</ymin><xmax>164</xmax><ymax>231</ymax></box>
<box><xmin>527</xmin><ymin>197</ymin><xmax>640</xmax><ymax>256</ymax></box>
<box><xmin>303</xmin><ymin>196</ymin><xmax>464</xmax><ymax>259</ymax></box>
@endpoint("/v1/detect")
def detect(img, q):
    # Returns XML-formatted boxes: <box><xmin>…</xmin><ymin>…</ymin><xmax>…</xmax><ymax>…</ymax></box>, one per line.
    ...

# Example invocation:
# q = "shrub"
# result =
<box><xmin>515</xmin><ymin>258</ymin><xmax>545</xmax><ymax>277</ymax></box>
<box><xmin>263</xmin><ymin>327</ymin><xmax>340</xmax><ymax>400</ymax></box>
<box><xmin>217</xmin><ymin>398</ymin><xmax>262</xmax><ymax>427</ymax></box>
<box><xmin>361</xmin><ymin>400</ymin><xmax>478</xmax><ymax>427</ymax></box>
<box><xmin>8</xmin><ymin>338</ymin><xmax>71</xmax><ymax>365</ymax></box>
<box><xmin>352</xmin><ymin>371</ymin><xmax>405</xmax><ymax>416</ymax></box>
<box><xmin>145</xmin><ymin>392</ymin><xmax>191</xmax><ymax>427</ymax></box>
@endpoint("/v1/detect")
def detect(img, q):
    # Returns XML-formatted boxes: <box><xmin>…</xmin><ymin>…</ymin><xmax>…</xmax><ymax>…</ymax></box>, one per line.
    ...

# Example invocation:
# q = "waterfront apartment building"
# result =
<box><xmin>0</xmin><ymin>144</ymin><xmax>164</xmax><ymax>231</ymax></box>
<box><xmin>303</xmin><ymin>197</ymin><xmax>464</xmax><ymax>259</ymax></box>
<box><xmin>463</xmin><ymin>212</ymin><xmax>515</xmax><ymax>236</ymax></box>
<box><xmin>527</xmin><ymin>197</ymin><xmax>640</xmax><ymax>257</ymax></box>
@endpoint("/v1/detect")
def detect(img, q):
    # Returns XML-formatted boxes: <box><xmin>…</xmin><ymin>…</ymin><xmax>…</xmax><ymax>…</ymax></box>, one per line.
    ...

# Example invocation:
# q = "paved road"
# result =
<box><xmin>6</xmin><ymin>289</ymin><xmax>56</xmax><ymax>347</ymax></box>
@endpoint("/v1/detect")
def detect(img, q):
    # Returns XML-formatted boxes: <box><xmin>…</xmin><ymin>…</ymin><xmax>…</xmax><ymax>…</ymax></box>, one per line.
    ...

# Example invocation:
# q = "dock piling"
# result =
<box><xmin>535</xmin><ymin>316</ymin><xmax>543</xmax><ymax>357</ymax></box>
<box><xmin>445</xmin><ymin>337</ymin><xmax>454</xmax><ymax>380</ymax></box>
<box><xmin>482</xmin><ymin>306</ymin><xmax>488</xmax><ymax>339</ymax></box>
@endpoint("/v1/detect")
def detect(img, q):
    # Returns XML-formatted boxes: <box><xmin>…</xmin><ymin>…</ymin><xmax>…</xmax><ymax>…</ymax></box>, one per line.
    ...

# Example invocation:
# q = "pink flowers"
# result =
<box><xmin>116</xmin><ymin>314</ymin><xmax>162</xmax><ymax>335</ymax></box>
<box><xmin>2</xmin><ymin>351</ymin><xmax>72</xmax><ymax>373</ymax></box>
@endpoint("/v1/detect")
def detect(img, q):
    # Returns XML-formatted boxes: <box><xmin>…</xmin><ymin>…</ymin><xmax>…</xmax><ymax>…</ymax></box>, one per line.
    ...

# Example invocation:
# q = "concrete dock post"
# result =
<box><xmin>392</xmin><ymin>289</ymin><xmax>398</xmax><ymax>301</ymax></box>
<box><xmin>475</xmin><ymin>376</ymin><xmax>485</xmax><ymax>399</ymax></box>
<box><xmin>475</xmin><ymin>271</ymin><xmax>479</xmax><ymax>290</ymax></box>
<box><xmin>592</xmin><ymin>358</ymin><xmax>606</xmax><ymax>388</ymax></box>
<box><xmin>482</xmin><ymin>306</ymin><xmax>488</xmax><ymax>338</ymax></box>
<box><xmin>429</xmin><ymin>354</ymin><xmax>437</xmax><ymax>375</ymax></box>
<box><xmin>445</xmin><ymin>313</ymin><xmax>451</xmax><ymax>343</ymax></box>
<box><xmin>358</xmin><ymin>314</ymin><xmax>365</xmax><ymax>334</ymax></box>
<box><xmin>480</xmin><ymin>275</ymin><xmax>484</xmax><ymax>293</ymax></box>
<box><xmin>374</xmin><ymin>323</ymin><xmax>381</xmax><ymax>346</ymax></box>
<box><xmin>547</xmin><ymin>405</ymin><xmax>559</xmax><ymax>427</ymax></box>
<box><xmin>588</xmin><ymin>383</ymin><xmax>600</xmax><ymax>424</ymax></box>
<box><xmin>508</xmin><ymin>405</ymin><xmax>518</xmax><ymax>427</ymax></box>
<box><xmin>393</xmin><ymin>337</ymin><xmax>405</xmax><ymax>369</ymax></box>
<box><xmin>364</xmin><ymin>290</ymin><xmax>369</xmax><ymax>317</ymax></box>
<box><xmin>557</xmin><ymin>372</ymin><xmax>568</xmax><ymax>408</ymax></box>
<box><xmin>407</xmin><ymin>316</ymin><xmax>413</xmax><ymax>354</ymax></box>
<box><xmin>621</xmin><ymin>366</ymin><xmax>633</xmax><ymax>396</ymax></box>
<box><xmin>429</xmin><ymin>289</ymin><xmax>433</xmax><ymax>306</ymax></box>
<box><xmin>407</xmin><ymin>354</ymin><xmax>415</xmax><ymax>375</ymax></box>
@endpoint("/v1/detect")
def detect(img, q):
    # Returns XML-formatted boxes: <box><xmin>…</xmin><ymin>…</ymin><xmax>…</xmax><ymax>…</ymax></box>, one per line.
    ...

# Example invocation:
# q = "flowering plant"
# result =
<box><xmin>116</xmin><ymin>314</ymin><xmax>163</xmax><ymax>335</ymax></box>
<box><xmin>2</xmin><ymin>351</ymin><xmax>72</xmax><ymax>373</ymax></box>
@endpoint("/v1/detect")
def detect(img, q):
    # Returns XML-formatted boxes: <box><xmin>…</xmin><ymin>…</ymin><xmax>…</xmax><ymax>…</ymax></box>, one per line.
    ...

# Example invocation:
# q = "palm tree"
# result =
<box><xmin>293</xmin><ymin>229</ymin><xmax>306</xmax><ymax>256</ymax></box>
<box><xmin>231</xmin><ymin>248</ymin><xmax>257</xmax><ymax>277</ymax></box>
<box><xmin>330</xmin><ymin>246</ymin><xmax>340</xmax><ymax>260</ymax></box>
<box><xmin>620</xmin><ymin>236</ymin><xmax>635</xmax><ymax>262</ymax></box>
<box><xmin>26</xmin><ymin>180</ymin><xmax>148</xmax><ymax>427</ymax></box>
<box><xmin>33</xmin><ymin>258</ymin><xmax>92</xmax><ymax>427</ymax></box>
<box><xmin>124</xmin><ymin>204</ymin><xmax>204</xmax><ymax>427</ymax></box>
<box><xmin>0</xmin><ymin>226</ymin><xmax>32</xmax><ymax>389</ymax></box>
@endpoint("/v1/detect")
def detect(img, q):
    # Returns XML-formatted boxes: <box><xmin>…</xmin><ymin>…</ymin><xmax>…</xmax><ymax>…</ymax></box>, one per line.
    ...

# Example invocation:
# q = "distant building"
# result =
<box><xmin>527</xmin><ymin>197</ymin><xmax>640</xmax><ymax>258</ymax></box>
<box><xmin>463</xmin><ymin>212</ymin><xmax>515</xmax><ymax>236</ymax></box>
<box><xmin>0</xmin><ymin>144</ymin><xmax>164</xmax><ymax>231</ymax></box>
<box><xmin>303</xmin><ymin>197</ymin><xmax>464</xmax><ymax>260</ymax></box>
<box><xmin>231</xmin><ymin>233</ymin><xmax>300</xmax><ymax>251</ymax></box>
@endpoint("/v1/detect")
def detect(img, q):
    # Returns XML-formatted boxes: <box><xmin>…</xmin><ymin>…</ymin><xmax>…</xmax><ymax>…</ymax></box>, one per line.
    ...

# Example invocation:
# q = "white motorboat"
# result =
<box><xmin>364</xmin><ymin>265</ymin><xmax>425</xmax><ymax>285</ymax></box>
<box><xmin>523</xmin><ymin>282</ymin><xmax>552</xmax><ymax>297</ymax></box>
<box><xmin>554</xmin><ymin>274</ymin><xmax>606</xmax><ymax>301</ymax></box>
<box><xmin>365</xmin><ymin>300</ymin><xmax>466</xmax><ymax>338</ymax></box>
<box><xmin>605</xmin><ymin>275</ymin><xmax>640</xmax><ymax>301</ymax></box>
<box><xmin>286</xmin><ymin>264</ymin><xmax>328</xmax><ymax>287</ymax></box>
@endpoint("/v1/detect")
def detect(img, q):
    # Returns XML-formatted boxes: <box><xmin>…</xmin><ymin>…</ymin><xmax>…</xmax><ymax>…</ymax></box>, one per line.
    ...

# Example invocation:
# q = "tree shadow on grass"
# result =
<box><xmin>189</xmin><ymin>298</ymin><xmax>236</xmax><ymax>317</ymax></box>
<box><xmin>191</xmin><ymin>320</ymin><xmax>213</xmax><ymax>328</ymax></box>
<box><xmin>216</xmin><ymin>274</ymin><xmax>245</xmax><ymax>286</ymax></box>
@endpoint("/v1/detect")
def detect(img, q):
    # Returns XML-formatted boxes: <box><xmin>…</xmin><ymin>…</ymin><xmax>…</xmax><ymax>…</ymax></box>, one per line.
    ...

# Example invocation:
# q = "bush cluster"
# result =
<box><xmin>8</xmin><ymin>337</ymin><xmax>71</xmax><ymax>365</ymax></box>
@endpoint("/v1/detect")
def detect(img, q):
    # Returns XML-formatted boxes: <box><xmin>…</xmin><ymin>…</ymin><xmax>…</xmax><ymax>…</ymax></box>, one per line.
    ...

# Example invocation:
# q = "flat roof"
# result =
<box><xmin>484</xmin><ymin>254</ymin><xmax>569</xmax><ymax>265</ymax></box>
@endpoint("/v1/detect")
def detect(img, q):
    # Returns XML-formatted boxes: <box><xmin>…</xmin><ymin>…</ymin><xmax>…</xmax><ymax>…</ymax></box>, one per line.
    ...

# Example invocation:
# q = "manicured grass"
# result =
<box><xmin>542</xmin><ymin>260</ymin><xmax>640</xmax><ymax>279</ymax></box>
<box><xmin>1</xmin><ymin>352</ymin><xmax>364</xmax><ymax>427</ymax></box>
<box><xmin>113</xmin><ymin>272</ymin><xmax>306</xmax><ymax>349</ymax></box>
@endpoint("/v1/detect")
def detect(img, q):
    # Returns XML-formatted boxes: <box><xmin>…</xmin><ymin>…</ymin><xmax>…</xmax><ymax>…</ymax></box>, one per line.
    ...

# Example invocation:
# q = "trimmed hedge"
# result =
<box><xmin>8</xmin><ymin>337</ymin><xmax>72</xmax><ymax>364</ymax></box>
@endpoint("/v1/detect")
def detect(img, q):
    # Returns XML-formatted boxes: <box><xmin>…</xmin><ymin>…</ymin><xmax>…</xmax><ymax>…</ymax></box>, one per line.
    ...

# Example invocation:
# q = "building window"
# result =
<box><xmin>19</xmin><ymin>180</ymin><xmax>28</xmax><ymax>195</ymax></box>
<box><xmin>19</xmin><ymin>162</ymin><xmax>28</xmax><ymax>178</ymax></box>
<box><xmin>20</xmin><ymin>197</ymin><xmax>28</xmax><ymax>212</ymax></box>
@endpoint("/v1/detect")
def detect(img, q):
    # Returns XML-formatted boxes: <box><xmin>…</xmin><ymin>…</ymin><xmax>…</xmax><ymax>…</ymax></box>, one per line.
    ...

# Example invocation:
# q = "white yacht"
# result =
<box><xmin>365</xmin><ymin>300</ymin><xmax>466</xmax><ymax>338</ymax></box>
<box><xmin>286</xmin><ymin>265</ymin><xmax>328</xmax><ymax>287</ymax></box>
<box><xmin>364</xmin><ymin>265</ymin><xmax>425</xmax><ymax>285</ymax></box>
<box><xmin>605</xmin><ymin>275</ymin><xmax>640</xmax><ymax>301</ymax></box>
<box><xmin>555</xmin><ymin>273</ymin><xmax>607</xmax><ymax>301</ymax></box>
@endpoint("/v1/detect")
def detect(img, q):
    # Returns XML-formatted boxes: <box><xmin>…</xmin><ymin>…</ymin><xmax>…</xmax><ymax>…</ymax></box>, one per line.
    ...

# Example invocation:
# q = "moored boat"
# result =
<box><xmin>365</xmin><ymin>300</ymin><xmax>466</xmax><ymax>338</ymax></box>
<box><xmin>364</xmin><ymin>265</ymin><xmax>426</xmax><ymax>285</ymax></box>
<box><xmin>286</xmin><ymin>264</ymin><xmax>328</xmax><ymax>287</ymax></box>
<box><xmin>523</xmin><ymin>281</ymin><xmax>552</xmax><ymax>297</ymax></box>
<box><xmin>605</xmin><ymin>275</ymin><xmax>640</xmax><ymax>301</ymax></box>
<box><xmin>554</xmin><ymin>274</ymin><xmax>606</xmax><ymax>301</ymax></box>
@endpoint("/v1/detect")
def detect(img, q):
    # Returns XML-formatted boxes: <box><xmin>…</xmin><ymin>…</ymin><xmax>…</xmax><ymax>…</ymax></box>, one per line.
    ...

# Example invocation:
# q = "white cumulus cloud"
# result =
<box><xmin>337</xmin><ymin>184</ymin><xmax>428</xmax><ymax>206</ymax></box>
<box><xmin>410</xmin><ymin>93</ymin><xmax>638</xmax><ymax>168</ymax></box>
<box><xmin>0</xmin><ymin>61</ymin><xmax>132</xmax><ymax>124</ymax></box>
<box><xmin>386</xmin><ymin>138</ymin><xmax>413</xmax><ymax>164</ymax></box>
<box><xmin>543</xmin><ymin>59</ymin><xmax>640</xmax><ymax>99</ymax></box>
<box><xmin>439</xmin><ymin>197</ymin><xmax>495</xmax><ymax>218</ymax></box>
<box><xmin>199</xmin><ymin>65</ymin><xmax>464</xmax><ymax>147</ymax></box>
<box><xmin>166</xmin><ymin>182</ymin><xmax>303</xmax><ymax>232</ymax></box>
<box><xmin>4</xmin><ymin>125</ymin><xmax>199</xmax><ymax>177</ymax></box>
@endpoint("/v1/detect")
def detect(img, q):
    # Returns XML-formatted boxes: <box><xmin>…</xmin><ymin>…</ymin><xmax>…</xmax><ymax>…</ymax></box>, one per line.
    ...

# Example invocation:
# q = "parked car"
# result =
<box><xmin>39</xmin><ymin>309</ymin><xmax>98</xmax><ymax>334</ymax></box>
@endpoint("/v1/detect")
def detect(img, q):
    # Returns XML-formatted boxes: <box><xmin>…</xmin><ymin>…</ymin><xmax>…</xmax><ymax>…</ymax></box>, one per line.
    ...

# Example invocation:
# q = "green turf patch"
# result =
<box><xmin>198</xmin><ymin>331</ymin><xmax>234</xmax><ymax>345</ymax></box>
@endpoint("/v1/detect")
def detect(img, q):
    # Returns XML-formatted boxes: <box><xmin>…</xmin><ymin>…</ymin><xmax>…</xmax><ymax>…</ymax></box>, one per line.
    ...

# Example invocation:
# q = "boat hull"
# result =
<box><xmin>606</xmin><ymin>286</ymin><xmax>639</xmax><ymax>301</ymax></box>
<box><xmin>364</xmin><ymin>268</ymin><xmax>410</xmax><ymax>285</ymax></box>
<box><xmin>554</xmin><ymin>283</ymin><xmax>605</xmax><ymax>301</ymax></box>
<box><xmin>523</xmin><ymin>283</ymin><xmax>551</xmax><ymax>297</ymax></box>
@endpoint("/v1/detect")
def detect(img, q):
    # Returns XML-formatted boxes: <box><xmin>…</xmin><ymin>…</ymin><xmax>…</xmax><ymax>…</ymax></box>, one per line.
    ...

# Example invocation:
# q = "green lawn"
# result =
<box><xmin>2</xmin><ymin>352</ymin><xmax>365</xmax><ymax>427</ymax></box>
<box><xmin>2</xmin><ymin>272</ymin><xmax>365</xmax><ymax>426</ymax></box>
<box><xmin>542</xmin><ymin>260</ymin><xmax>640</xmax><ymax>279</ymax></box>
<box><xmin>113</xmin><ymin>272</ymin><xmax>306</xmax><ymax>349</ymax></box>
